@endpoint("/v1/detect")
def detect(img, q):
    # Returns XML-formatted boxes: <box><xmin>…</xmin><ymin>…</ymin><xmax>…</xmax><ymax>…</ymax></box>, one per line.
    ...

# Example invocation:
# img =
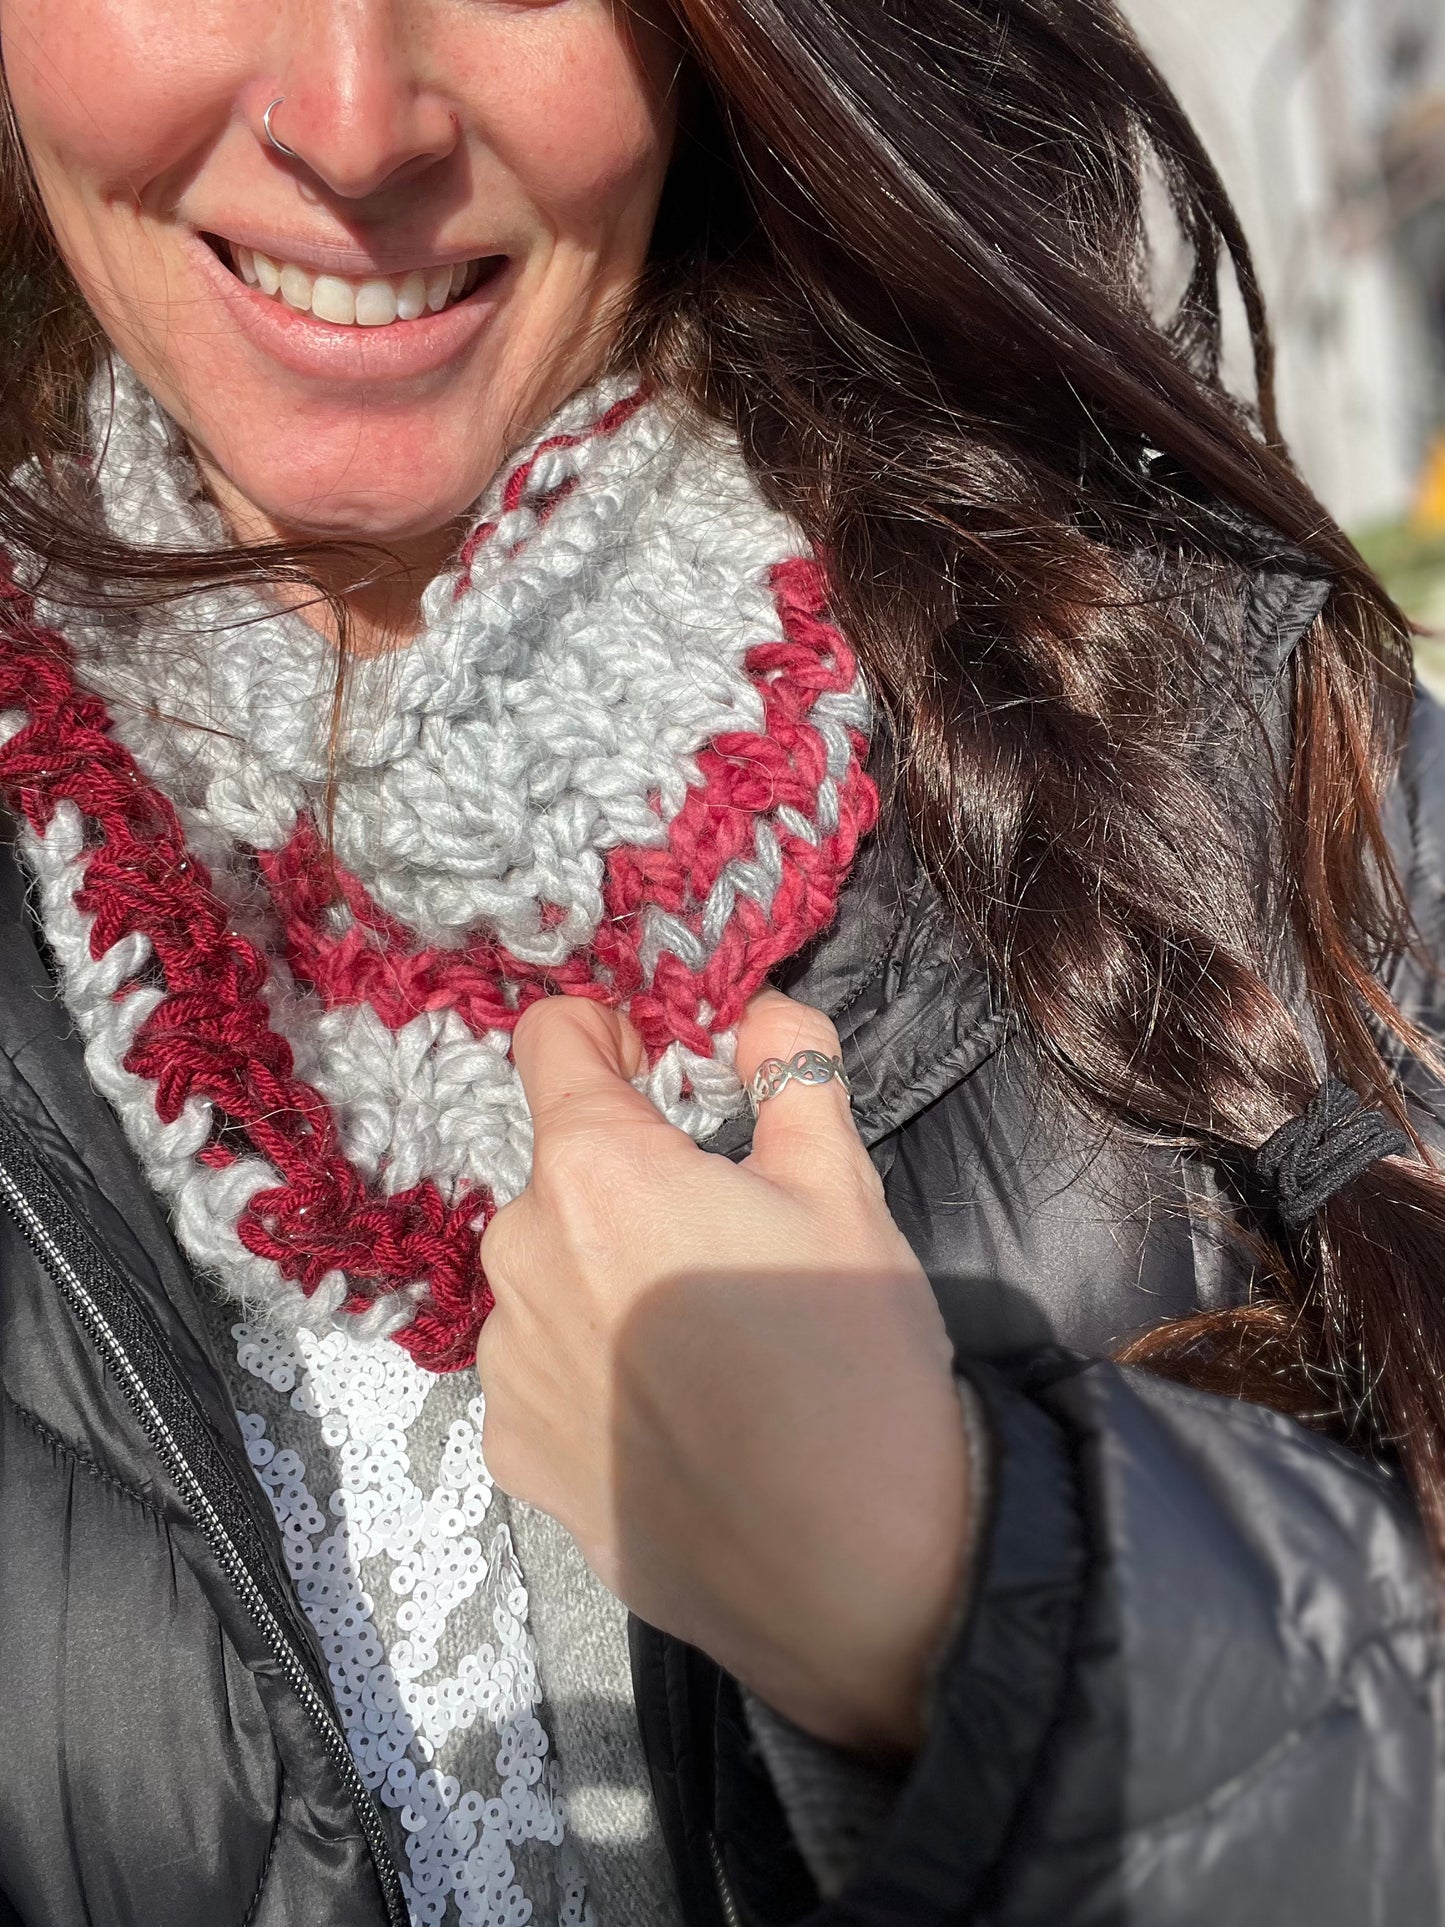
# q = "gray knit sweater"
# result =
<box><xmin>198</xmin><ymin>1287</ymin><xmax>680</xmax><ymax>1926</ymax></box>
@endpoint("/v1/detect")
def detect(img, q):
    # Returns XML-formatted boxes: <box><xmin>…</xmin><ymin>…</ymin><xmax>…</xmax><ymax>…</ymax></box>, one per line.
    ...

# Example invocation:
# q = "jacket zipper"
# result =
<box><xmin>708</xmin><ymin>1832</ymin><xmax>746</xmax><ymax>1927</ymax></box>
<box><xmin>0</xmin><ymin>1140</ymin><xmax>410</xmax><ymax>1927</ymax></box>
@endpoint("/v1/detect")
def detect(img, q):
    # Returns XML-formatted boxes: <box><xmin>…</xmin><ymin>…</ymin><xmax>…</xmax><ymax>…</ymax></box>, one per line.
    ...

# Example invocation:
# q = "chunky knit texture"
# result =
<box><xmin>0</xmin><ymin>368</ymin><xmax>876</xmax><ymax>1926</ymax></box>
<box><xmin>0</xmin><ymin>368</ymin><xmax>877</xmax><ymax>1371</ymax></box>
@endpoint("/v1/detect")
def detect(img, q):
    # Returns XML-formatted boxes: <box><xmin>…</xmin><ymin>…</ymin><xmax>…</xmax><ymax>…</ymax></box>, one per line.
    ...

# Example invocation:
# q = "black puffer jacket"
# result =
<box><xmin>1</xmin><ymin>537</ymin><xmax>1442</xmax><ymax>1926</ymax></box>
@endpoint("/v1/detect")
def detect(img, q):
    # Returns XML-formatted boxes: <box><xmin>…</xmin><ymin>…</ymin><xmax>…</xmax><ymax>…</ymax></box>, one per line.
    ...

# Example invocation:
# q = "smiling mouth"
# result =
<box><xmin>205</xmin><ymin>236</ymin><xmax>505</xmax><ymax>329</ymax></box>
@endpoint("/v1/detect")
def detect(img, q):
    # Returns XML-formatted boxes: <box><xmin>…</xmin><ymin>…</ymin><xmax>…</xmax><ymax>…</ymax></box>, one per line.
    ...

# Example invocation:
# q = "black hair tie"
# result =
<box><xmin>1252</xmin><ymin>1077</ymin><xmax>1410</xmax><ymax>1231</ymax></box>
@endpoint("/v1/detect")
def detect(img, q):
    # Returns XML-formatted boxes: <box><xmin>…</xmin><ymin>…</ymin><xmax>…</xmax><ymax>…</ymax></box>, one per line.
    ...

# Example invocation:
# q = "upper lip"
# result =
<box><xmin>200</xmin><ymin>227</ymin><xmax>504</xmax><ymax>279</ymax></box>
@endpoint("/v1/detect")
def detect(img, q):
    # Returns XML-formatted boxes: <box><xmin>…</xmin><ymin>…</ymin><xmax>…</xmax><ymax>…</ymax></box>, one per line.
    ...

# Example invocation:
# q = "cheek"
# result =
<box><xmin>3</xmin><ymin>0</ymin><xmax>245</xmax><ymax>336</ymax></box>
<box><xmin>4</xmin><ymin>0</ymin><xmax>239</xmax><ymax>190</ymax></box>
<box><xmin>460</xmin><ymin>14</ymin><xmax>677</xmax><ymax>240</ymax></box>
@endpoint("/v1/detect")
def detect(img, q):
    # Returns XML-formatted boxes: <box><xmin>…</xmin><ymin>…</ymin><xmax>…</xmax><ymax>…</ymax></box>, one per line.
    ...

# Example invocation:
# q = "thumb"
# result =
<box><xmin>511</xmin><ymin>995</ymin><xmax>661</xmax><ymax>1144</ymax></box>
<box><xmin>736</xmin><ymin>989</ymin><xmax>867</xmax><ymax>1189</ymax></box>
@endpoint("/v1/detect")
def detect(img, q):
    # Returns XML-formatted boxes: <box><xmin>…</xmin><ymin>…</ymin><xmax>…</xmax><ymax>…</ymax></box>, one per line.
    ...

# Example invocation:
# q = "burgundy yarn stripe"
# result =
<box><xmin>0</xmin><ymin>575</ymin><xmax>493</xmax><ymax>1370</ymax></box>
<box><xmin>454</xmin><ymin>387</ymin><xmax>650</xmax><ymax>590</ymax></box>
<box><xmin>0</xmin><ymin>512</ymin><xmax>875</xmax><ymax>1378</ymax></box>
<box><xmin>261</xmin><ymin>559</ymin><xmax>875</xmax><ymax>1055</ymax></box>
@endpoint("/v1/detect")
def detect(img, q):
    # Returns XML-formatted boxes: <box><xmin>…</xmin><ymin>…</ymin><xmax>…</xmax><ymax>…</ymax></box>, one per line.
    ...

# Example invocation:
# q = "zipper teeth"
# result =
<box><xmin>0</xmin><ymin>1156</ymin><xmax>410</xmax><ymax>1927</ymax></box>
<box><xmin>708</xmin><ymin>1833</ymin><xmax>745</xmax><ymax>1927</ymax></box>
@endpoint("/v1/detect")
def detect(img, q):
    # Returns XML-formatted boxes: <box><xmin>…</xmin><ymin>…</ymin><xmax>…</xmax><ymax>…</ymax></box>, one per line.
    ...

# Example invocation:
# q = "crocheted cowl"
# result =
<box><xmin>0</xmin><ymin>367</ymin><xmax>877</xmax><ymax>1371</ymax></box>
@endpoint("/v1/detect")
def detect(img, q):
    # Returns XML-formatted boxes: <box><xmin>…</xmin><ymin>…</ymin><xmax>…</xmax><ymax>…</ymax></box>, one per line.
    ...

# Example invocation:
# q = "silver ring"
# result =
<box><xmin>264</xmin><ymin>98</ymin><xmax>300</xmax><ymax>161</ymax></box>
<box><xmin>747</xmin><ymin>1050</ymin><xmax>852</xmax><ymax>1117</ymax></box>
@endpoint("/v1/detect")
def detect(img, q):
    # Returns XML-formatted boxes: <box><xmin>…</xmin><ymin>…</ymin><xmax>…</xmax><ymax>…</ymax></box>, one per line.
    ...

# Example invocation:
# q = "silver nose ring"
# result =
<box><xmin>263</xmin><ymin>99</ymin><xmax>300</xmax><ymax>161</ymax></box>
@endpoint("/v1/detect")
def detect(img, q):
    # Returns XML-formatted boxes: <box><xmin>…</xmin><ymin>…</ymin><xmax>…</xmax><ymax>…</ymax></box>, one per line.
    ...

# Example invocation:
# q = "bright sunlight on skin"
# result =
<box><xmin>1</xmin><ymin>0</ymin><xmax>679</xmax><ymax>604</ymax></box>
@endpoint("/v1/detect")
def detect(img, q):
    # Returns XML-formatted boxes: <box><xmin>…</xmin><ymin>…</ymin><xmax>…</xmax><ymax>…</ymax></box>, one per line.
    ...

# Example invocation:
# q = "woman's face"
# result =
<box><xmin>0</xmin><ymin>0</ymin><xmax>679</xmax><ymax>550</ymax></box>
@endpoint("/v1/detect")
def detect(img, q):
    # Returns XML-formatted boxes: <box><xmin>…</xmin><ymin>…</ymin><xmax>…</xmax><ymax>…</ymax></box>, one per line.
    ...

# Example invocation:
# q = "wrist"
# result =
<box><xmin>755</xmin><ymin>1379</ymin><xmax>979</xmax><ymax>1757</ymax></box>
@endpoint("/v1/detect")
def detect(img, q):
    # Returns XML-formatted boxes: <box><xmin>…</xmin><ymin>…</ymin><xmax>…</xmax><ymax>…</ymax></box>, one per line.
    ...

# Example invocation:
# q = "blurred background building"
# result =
<box><xmin>1123</xmin><ymin>0</ymin><xmax>1445</xmax><ymax>660</ymax></box>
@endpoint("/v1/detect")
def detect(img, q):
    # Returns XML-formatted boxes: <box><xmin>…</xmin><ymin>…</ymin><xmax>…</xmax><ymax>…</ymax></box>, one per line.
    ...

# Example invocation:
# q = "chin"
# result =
<box><xmin>260</xmin><ymin>489</ymin><xmax>476</xmax><ymax>548</ymax></box>
<box><xmin>165</xmin><ymin>377</ymin><xmax>501</xmax><ymax>555</ymax></box>
<box><xmin>208</xmin><ymin>442</ymin><xmax>490</xmax><ymax>551</ymax></box>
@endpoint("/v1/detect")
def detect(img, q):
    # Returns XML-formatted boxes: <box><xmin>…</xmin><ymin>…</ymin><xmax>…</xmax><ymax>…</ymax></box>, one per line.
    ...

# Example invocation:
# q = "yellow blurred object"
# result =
<box><xmin>1414</xmin><ymin>436</ymin><xmax>1445</xmax><ymax>533</ymax></box>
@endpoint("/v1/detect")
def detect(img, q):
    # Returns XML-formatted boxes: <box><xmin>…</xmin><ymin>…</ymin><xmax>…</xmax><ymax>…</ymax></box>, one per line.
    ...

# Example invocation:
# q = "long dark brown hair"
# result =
<box><xmin>6</xmin><ymin>3</ymin><xmax>1445</xmax><ymax>1541</ymax></box>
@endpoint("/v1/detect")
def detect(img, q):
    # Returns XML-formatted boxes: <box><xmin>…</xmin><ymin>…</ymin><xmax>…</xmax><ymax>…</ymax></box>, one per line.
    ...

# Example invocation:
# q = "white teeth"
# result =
<box><xmin>279</xmin><ymin>263</ymin><xmax>313</xmax><ymax>312</ymax></box>
<box><xmin>227</xmin><ymin>243</ymin><xmax>489</xmax><ymax>327</ymax></box>
<box><xmin>396</xmin><ymin>271</ymin><xmax>428</xmax><ymax>322</ymax></box>
<box><xmin>311</xmin><ymin>274</ymin><xmax>357</xmax><ymax>326</ymax></box>
<box><xmin>354</xmin><ymin>278</ymin><xmax>399</xmax><ymax>327</ymax></box>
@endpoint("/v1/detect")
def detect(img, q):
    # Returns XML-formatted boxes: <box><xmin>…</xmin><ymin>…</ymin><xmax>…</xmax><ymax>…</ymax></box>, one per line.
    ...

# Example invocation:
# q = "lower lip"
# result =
<box><xmin>191</xmin><ymin>237</ymin><xmax>511</xmax><ymax>384</ymax></box>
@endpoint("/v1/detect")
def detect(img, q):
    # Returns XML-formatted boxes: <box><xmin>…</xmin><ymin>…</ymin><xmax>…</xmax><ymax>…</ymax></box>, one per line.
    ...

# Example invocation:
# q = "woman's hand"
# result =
<box><xmin>476</xmin><ymin>990</ymin><xmax>973</xmax><ymax>1755</ymax></box>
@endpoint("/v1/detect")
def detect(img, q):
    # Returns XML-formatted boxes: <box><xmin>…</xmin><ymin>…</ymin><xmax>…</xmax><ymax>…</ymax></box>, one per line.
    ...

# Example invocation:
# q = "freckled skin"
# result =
<box><xmin>0</xmin><ymin>0</ymin><xmax>679</xmax><ymax>562</ymax></box>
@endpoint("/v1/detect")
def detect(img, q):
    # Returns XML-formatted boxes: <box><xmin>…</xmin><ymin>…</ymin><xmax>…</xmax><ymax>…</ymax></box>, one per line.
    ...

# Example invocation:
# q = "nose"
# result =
<box><xmin>265</xmin><ymin>0</ymin><xmax>458</xmax><ymax>200</ymax></box>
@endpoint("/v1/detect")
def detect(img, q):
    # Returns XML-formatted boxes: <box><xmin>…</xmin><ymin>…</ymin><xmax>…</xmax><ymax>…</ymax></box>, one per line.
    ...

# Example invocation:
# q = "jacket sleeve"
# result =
<box><xmin>730</xmin><ymin>1355</ymin><xmax>1440</xmax><ymax>1927</ymax></box>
